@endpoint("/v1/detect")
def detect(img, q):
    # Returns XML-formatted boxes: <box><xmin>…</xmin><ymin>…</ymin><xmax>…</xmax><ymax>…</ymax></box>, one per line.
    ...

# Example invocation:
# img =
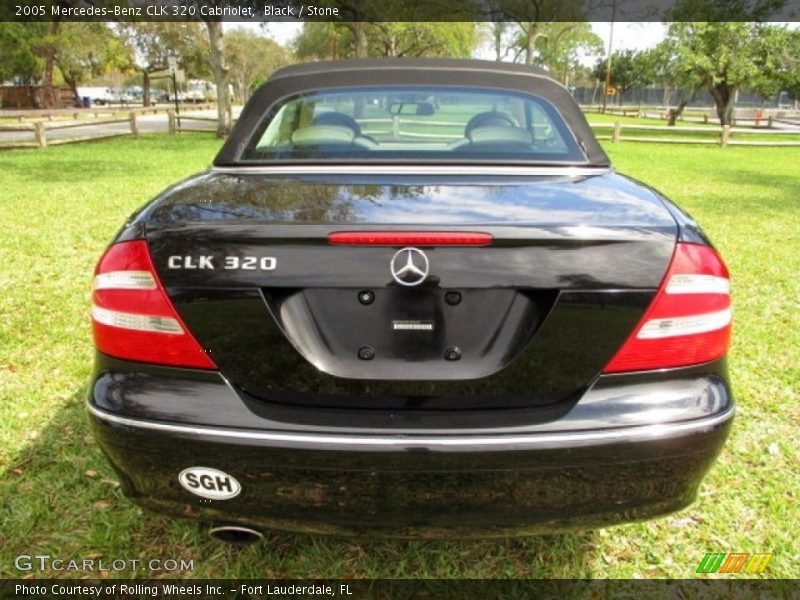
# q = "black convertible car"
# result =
<box><xmin>88</xmin><ymin>59</ymin><xmax>733</xmax><ymax>541</ymax></box>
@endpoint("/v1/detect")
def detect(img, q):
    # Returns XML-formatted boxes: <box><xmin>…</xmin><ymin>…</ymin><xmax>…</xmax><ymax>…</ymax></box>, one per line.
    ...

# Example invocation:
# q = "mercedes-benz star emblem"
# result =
<box><xmin>390</xmin><ymin>247</ymin><xmax>429</xmax><ymax>287</ymax></box>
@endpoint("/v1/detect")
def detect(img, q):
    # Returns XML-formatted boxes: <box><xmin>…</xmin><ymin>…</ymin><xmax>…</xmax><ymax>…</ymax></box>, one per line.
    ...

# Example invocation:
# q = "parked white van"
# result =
<box><xmin>76</xmin><ymin>87</ymin><xmax>114</xmax><ymax>106</ymax></box>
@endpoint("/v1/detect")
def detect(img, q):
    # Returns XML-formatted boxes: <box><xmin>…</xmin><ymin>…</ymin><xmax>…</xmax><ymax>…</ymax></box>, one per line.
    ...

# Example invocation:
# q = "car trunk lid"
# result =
<box><xmin>142</xmin><ymin>169</ymin><xmax>676</xmax><ymax>409</ymax></box>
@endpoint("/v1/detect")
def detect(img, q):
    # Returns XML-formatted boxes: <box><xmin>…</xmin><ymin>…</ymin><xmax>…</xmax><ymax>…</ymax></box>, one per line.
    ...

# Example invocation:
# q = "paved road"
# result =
<box><xmin>0</xmin><ymin>108</ymin><xmax>237</xmax><ymax>146</ymax></box>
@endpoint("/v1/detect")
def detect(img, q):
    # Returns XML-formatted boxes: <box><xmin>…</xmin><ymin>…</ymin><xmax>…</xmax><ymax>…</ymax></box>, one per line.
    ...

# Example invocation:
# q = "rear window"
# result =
<box><xmin>242</xmin><ymin>87</ymin><xmax>586</xmax><ymax>163</ymax></box>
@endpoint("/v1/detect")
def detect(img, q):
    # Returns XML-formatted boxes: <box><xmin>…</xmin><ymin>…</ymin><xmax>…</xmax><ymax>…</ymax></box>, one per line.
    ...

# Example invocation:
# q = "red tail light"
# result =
<box><xmin>91</xmin><ymin>240</ymin><xmax>216</xmax><ymax>369</ymax></box>
<box><xmin>603</xmin><ymin>243</ymin><xmax>731</xmax><ymax>373</ymax></box>
<box><xmin>328</xmin><ymin>231</ymin><xmax>493</xmax><ymax>246</ymax></box>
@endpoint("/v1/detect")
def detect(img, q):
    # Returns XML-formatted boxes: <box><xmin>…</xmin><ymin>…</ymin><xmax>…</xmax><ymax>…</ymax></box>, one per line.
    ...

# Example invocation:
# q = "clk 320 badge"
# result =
<box><xmin>167</xmin><ymin>255</ymin><xmax>276</xmax><ymax>270</ymax></box>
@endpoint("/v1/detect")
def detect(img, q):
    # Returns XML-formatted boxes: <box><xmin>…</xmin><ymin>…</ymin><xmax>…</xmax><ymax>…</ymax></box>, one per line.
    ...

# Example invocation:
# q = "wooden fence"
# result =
<box><xmin>583</xmin><ymin>105</ymin><xmax>800</xmax><ymax>126</ymax></box>
<box><xmin>0</xmin><ymin>105</ymin><xmax>217</xmax><ymax>149</ymax></box>
<box><xmin>1</xmin><ymin>103</ymin><xmax>214</xmax><ymax>122</ymax></box>
<box><xmin>0</xmin><ymin>117</ymin><xmax>135</xmax><ymax>149</ymax></box>
<box><xmin>172</xmin><ymin>109</ymin><xmax>230</xmax><ymax>133</ymax></box>
<box><xmin>3</xmin><ymin>107</ymin><xmax>800</xmax><ymax>150</ymax></box>
<box><xmin>590</xmin><ymin>122</ymin><xmax>800</xmax><ymax>147</ymax></box>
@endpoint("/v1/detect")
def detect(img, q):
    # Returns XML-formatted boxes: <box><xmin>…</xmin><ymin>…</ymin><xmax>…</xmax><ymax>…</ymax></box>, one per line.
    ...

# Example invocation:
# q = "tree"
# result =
<box><xmin>666</xmin><ymin>0</ymin><xmax>789</xmax><ymax>125</ymax></box>
<box><xmin>293</xmin><ymin>23</ymin><xmax>351</xmax><ymax>60</ymax></box>
<box><xmin>293</xmin><ymin>0</ymin><xmax>480</xmax><ymax>60</ymax></box>
<box><xmin>0</xmin><ymin>23</ymin><xmax>46</xmax><ymax>90</ymax></box>
<box><xmin>55</xmin><ymin>24</ymin><xmax>130</xmax><ymax>104</ymax></box>
<box><xmin>2</xmin><ymin>23</ymin><xmax>128</xmax><ymax>109</ymax></box>
<box><xmin>670</xmin><ymin>0</ymin><xmax>786</xmax><ymax>21</ymax></box>
<box><xmin>293</xmin><ymin>22</ymin><xmax>478</xmax><ymax>60</ymax></box>
<box><xmin>535</xmin><ymin>22</ymin><xmax>603</xmax><ymax>85</ymax></box>
<box><xmin>0</xmin><ymin>21</ymin><xmax>62</xmax><ymax>108</ymax></box>
<box><xmin>780</xmin><ymin>30</ymin><xmax>800</xmax><ymax>106</ymax></box>
<box><xmin>0</xmin><ymin>24</ymin><xmax>42</xmax><ymax>84</ymax></box>
<box><xmin>487</xmin><ymin>22</ymin><xmax>511</xmax><ymax>62</ymax></box>
<box><xmin>497</xmin><ymin>0</ymin><xmax>585</xmax><ymax>65</ymax></box>
<box><xmin>38</xmin><ymin>21</ymin><xmax>61</xmax><ymax>108</ymax></box>
<box><xmin>337</xmin><ymin>0</ymin><xmax>369</xmax><ymax>58</ymax></box>
<box><xmin>751</xmin><ymin>25</ymin><xmax>800</xmax><ymax>106</ymax></box>
<box><xmin>629</xmin><ymin>48</ymin><xmax>660</xmax><ymax>105</ymax></box>
<box><xmin>119</xmin><ymin>23</ymin><xmax>209</xmax><ymax>107</ymax></box>
<box><xmin>287</xmin><ymin>0</ymin><xmax>371</xmax><ymax>58</ymax></box>
<box><xmin>367</xmin><ymin>23</ymin><xmax>477</xmax><ymax>58</ymax></box>
<box><xmin>643</xmin><ymin>39</ymin><xmax>698</xmax><ymax>124</ymax></box>
<box><xmin>0</xmin><ymin>23</ymin><xmax>47</xmax><ymax>107</ymax></box>
<box><xmin>481</xmin><ymin>0</ymin><xmax>512</xmax><ymax>61</ymax></box>
<box><xmin>224</xmin><ymin>29</ymin><xmax>292</xmax><ymax>103</ymax></box>
<box><xmin>593</xmin><ymin>50</ymin><xmax>647</xmax><ymax>106</ymax></box>
<box><xmin>667</xmin><ymin>22</ymin><xmax>765</xmax><ymax>125</ymax></box>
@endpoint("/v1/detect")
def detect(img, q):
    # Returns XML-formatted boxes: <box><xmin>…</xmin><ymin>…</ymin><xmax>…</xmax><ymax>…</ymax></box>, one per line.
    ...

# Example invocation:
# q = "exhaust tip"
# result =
<box><xmin>208</xmin><ymin>525</ymin><xmax>264</xmax><ymax>546</ymax></box>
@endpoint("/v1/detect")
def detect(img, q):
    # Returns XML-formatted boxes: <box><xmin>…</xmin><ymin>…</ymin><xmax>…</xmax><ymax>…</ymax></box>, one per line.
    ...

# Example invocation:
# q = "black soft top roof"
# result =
<box><xmin>215</xmin><ymin>58</ymin><xmax>609</xmax><ymax>167</ymax></box>
<box><xmin>269</xmin><ymin>58</ymin><xmax>556</xmax><ymax>80</ymax></box>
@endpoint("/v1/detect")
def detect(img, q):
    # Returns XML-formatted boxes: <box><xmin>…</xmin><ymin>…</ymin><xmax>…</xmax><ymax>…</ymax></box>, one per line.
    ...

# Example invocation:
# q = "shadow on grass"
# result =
<box><xmin>660</xmin><ymin>151</ymin><xmax>800</xmax><ymax>207</ymax></box>
<box><xmin>0</xmin><ymin>386</ymin><xmax>596</xmax><ymax>579</ymax></box>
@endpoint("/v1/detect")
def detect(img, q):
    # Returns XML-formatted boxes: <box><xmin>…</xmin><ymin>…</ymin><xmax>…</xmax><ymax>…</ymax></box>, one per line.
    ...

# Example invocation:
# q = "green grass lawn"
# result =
<box><xmin>0</xmin><ymin>134</ymin><xmax>798</xmax><ymax>579</ymax></box>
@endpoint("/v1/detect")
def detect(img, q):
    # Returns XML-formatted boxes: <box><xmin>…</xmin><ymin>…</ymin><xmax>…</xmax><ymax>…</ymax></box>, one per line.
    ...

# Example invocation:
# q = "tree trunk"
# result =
<box><xmin>709</xmin><ymin>82</ymin><xmax>735</xmax><ymax>126</ymax></box>
<box><xmin>663</xmin><ymin>85</ymin><xmax>673</xmax><ymax>107</ymax></box>
<box><xmin>667</xmin><ymin>90</ymin><xmax>694</xmax><ymax>126</ymax></box>
<box><xmin>524</xmin><ymin>34</ymin><xmax>534</xmax><ymax>65</ymax></box>
<box><xmin>42</xmin><ymin>21</ymin><xmax>61</xmax><ymax>109</ymax></box>
<box><xmin>66</xmin><ymin>77</ymin><xmax>79</xmax><ymax>106</ymax></box>
<box><xmin>341</xmin><ymin>1</ymin><xmax>367</xmax><ymax>58</ymax></box>
<box><xmin>234</xmin><ymin>79</ymin><xmax>246</xmax><ymax>104</ymax></box>
<box><xmin>353</xmin><ymin>22</ymin><xmax>368</xmax><ymax>58</ymax></box>
<box><xmin>493</xmin><ymin>23</ymin><xmax>504</xmax><ymax>61</ymax></box>
<box><xmin>205</xmin><ymin>20</ymin><xmax>232</xmax><ymax>138</ymax></box>
<box><xmin>667</xmin><ymin>100</ymin><xmax>687</xmax><ymax>126</ymax></box>
<box><xmin>142</xmin><ymin>71</ymin><xmax>151</xmax><ymax>107</ymax></box>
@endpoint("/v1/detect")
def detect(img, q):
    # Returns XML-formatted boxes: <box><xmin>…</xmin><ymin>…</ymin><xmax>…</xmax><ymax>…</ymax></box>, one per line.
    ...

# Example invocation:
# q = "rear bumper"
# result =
<box><xmin>87</xmin><ymin>357</ymin><xmax>734</xmax><ymax>538</ymax></box>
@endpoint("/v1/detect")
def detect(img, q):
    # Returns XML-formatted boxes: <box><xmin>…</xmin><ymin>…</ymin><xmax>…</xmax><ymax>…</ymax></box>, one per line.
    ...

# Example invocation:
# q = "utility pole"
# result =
<box><xmin>602</xmin><ymin>2</ymin><xmax>616</xmax><ymax>114</ymax></box>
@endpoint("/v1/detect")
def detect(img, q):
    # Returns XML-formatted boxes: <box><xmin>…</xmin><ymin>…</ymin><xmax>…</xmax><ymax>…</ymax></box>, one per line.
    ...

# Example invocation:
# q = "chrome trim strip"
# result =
<box><xmin>210</xmin><ymin>165</ymin><xmax>610</xmax><ymax>178</ymax></box>
<box><xmin>87</xmin><ymin>403</ymin><xmax>733</xmax><ymax>452</ymax></box>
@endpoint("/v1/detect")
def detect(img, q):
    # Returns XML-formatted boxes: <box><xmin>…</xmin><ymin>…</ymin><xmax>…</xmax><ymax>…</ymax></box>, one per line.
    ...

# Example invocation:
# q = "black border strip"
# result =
<box><xmin>1</xmin><ymin>0</ymin><xmax>799</xmax><ymax>22</ymax></box>
<box><xmin>2</xmin><ymin>578</ymin><xmax>798</xmax><ymax>599</ymax></box>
